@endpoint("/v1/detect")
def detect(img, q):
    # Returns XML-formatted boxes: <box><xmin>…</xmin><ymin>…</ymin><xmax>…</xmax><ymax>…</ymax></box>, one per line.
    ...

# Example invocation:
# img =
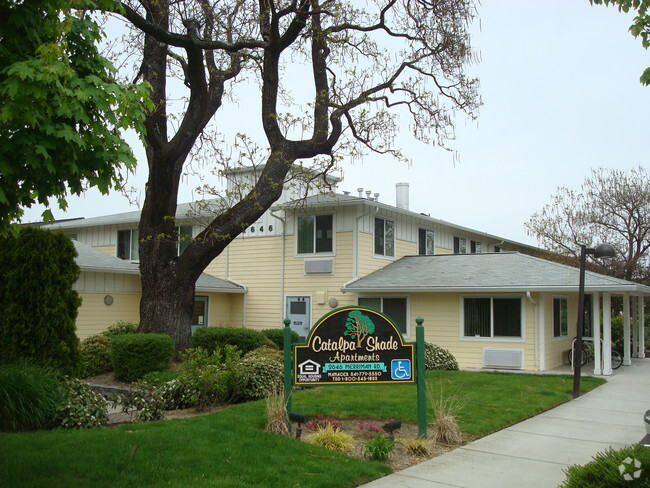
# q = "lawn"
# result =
<box><xmin>0</xmin><ymin>371</ymin><xmax>605</xmax><ymax>488</ymax></box>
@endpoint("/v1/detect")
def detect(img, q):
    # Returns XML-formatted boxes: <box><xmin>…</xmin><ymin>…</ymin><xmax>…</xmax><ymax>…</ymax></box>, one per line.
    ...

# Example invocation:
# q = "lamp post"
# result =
<box><xmin>572</xmin><ymin>243</ymin><xmax>616</xmax><ymax>399</ymax></box>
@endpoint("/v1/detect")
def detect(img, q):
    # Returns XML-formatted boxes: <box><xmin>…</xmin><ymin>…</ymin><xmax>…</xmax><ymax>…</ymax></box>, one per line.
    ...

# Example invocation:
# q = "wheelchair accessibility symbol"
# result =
<box><xmin>390</xmin><ymin>359</ymin><xmax>411</xmax><ymax>380</ymax></box>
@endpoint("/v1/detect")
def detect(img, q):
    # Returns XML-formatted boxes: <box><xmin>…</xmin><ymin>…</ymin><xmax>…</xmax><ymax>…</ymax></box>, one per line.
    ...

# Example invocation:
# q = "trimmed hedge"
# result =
<box><xmin>79</xmin><ymin>335</ymin><xmax>112</xmax><ymax>377</ymax></box>
<box><xmin>190</xmin><ymin>327</ymin><xmax>265</xmax><ymax>355</ymax></box>
<box><xmin>110</xmin><ymin>334</ymin><xmax>174</xmax><ymax>382</ymax></box>
<box><xmin>261</xmin><ymin>328</ymin><xmax>301</xmax><ymax>348</ymax></box>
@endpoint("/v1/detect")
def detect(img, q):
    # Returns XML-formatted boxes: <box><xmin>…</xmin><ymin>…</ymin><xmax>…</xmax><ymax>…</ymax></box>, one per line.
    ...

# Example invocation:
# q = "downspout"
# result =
<box><xmin>526</xmin><ymin>292</ymin><xmax>539</xmax><ymax>371</ymax></box>
<box><xmin>271</xmin><ymin>210</ymin><xmax>286</xmax><ymax>325</ymax></box>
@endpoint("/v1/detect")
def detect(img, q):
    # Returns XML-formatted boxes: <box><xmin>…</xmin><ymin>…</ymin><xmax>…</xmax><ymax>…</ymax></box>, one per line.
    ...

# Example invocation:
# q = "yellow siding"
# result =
<box><xmin>435</xmin><ymin>247</ymin><xmax>453</xmax><ymax>255</ymax></box>
<box><xmin>411</xmin><ymin>293</ymin><xmax>537</xmax><ymax>371</ymax></box>
<box><xmin>93</xmin><ymin>245</ymin><xmax>115</xmax><ymax>256</ymax></box>
<box><xmin>544</xmin><ymin>293</ymin><xmax>577</xmax><ymax>369</ymax></box>
<box><xmin>357</xmin><ymin>232</ymin><xmax>413</xmax><ymax>277</ymax></box>
<box><xmin>76</xmin><ymin>293</ymin><xmax>141</xmax><ymax>340</ymax></box>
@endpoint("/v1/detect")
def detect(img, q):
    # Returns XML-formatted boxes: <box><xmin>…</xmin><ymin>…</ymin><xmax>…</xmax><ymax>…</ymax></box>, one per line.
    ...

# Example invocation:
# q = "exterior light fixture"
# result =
<box><xmin>383</xmin><ymin>420</ymin><xmax>402</xmax><ymax>439</ymax></box>
<box><xmin>289</xmin><ymin>412</ymin><xmax>308</xmax><ymax>439</ymax></box>
<box><xmin>573</xmin><ymin>243</ymin><xmax>616</xmax><ymax>398</ymax></box>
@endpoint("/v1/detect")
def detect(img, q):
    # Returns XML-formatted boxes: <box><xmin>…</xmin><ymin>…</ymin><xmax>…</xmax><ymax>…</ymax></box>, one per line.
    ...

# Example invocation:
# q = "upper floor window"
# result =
<box><xmin>463</xmin><ymin>297</ymin><xmax>522</xmax><ymax>339</ymax></box>
<box><xmin>553</xmin><ymin>297</ymin><xmax>568</xmax><ymax>338</ymax></box>
<box><xmin>418</xmin><ymin>228</ymin><xmax>435</xmax><ymax>255</ymax></box>
<box><xmin>375</xmin><ymin>217</ymin><xmax>395</xmax><ymax>257</ymax></box>
<box><xmin>297</xmin><ymin>215</ymin><xmax>333</xmax><ymax>254</ymax></box>
<box><xmin>117</xmin><ymin>225</ymin><xmax>193</xmax><ymax>261</ymax></box>
<box><xmin>117</xmin><ymin>229</ymin><xmax>139</xmax><ymax>261</ymax></box>
<box><xmin>470</xmin><ymin>240</ymin><xmax>482</xmax><ymax>254</ymax></box>
<box><xmin>454</xmin><ymin>236</ymin><xmax>467</xmax><ymax>254</ymax></box>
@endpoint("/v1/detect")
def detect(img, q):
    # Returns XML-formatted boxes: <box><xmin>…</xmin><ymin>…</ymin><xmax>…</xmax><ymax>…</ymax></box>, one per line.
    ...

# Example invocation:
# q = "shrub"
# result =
<box><xmin>428</xmin><ymin>380</ymin><xmax>464</xmax><ymax>445</ymax></box>
<box><xmin>141</xmin><ymin>370</ymin><xmax>179</xmax><ymax>386</ymax></box>
<box><xmin>306</xmin><ymin>425</ymin><xmax>355</xmax><ymax>453</ymax></box>
<box><xmin>117</xmin><ymin>383</ymin><xmax>166</xmax><ymax>422</ymax></box>
<box><xmin>356</xmin><ymin>420</ymin><xmax>383</xmax><ymax>439</ymax></box>
<box><xmin>424</xmin><ymin>342</ymin><xmax>459</xmax><ymax>371</ymax></box>
<box><xmin>265</xmin><ymin>388</ymin><xmax>289</xmax><ymax>436</ymax></box>
<box><xmin>403</xmin><ymin>438</ymin><xmax>430</xmax><ymax>457</ymax></box>
<box><xmin>260</xmin><ymin>328</ymin><xmax>301</xmax><ymax>349</ymax></box>
<box><xmin>364</xmin><ymin>433</ymin><xmax>396</xmax><ymax>461</ymax></box>
<box><xmin>110</xmin><ymin>333</ymin><xmax>174</xmax><ymax>382</ymax></box>
<box><xmin>56</xmin><ymin>377</ymin><xmax>108</xmax><ymax>429</ymax></box>
<box><xmin>0</xmin><ymin>228</ymin><xmax>82</xmax><ymax>375</ymax></box>
<box><xmin>233</xmin><ymin>353</ymin><xmax>284</xmax><ymax>402</ymax></box>
<box><xmin>0</xmin><ymin>363</ymin><xmax>63</xmax><ymax>432</ymax></box>
<box><xmin>79</xmin><ymin>335</ymin><xmax>112</xmax><ymax>377</ymax></box>
<box><xmin>190</xmin><ymin>327</ymin><xmax>265</xmax><ymax>355</ymax></box>
<box><xmin>100</xmin><ymin>321</ymin><xmax>139</xmax><ymax>339</ymax></box>
<box><xmin>559</xmin><ymin>444</ymin><xmax>650</xmax><ymax>488</ymax></box>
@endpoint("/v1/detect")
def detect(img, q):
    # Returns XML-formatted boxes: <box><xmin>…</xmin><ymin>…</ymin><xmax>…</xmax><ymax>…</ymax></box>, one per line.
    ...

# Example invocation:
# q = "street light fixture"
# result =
<box><xmin>572</xmin><ymin>243</ymin><xmax>616</xmax><ymax>399</ymax></box>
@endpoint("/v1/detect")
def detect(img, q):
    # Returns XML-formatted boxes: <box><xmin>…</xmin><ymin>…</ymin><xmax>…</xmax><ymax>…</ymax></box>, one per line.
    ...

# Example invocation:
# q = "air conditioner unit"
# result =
<box><xmin>304</xmin><ymin>259</ymin><xmax>333</xmax><ymax>274</ymax></box>
<box><xmin>483</xmin><ymin>348</ymin><xmax>523</xmax><ymax>370</ymax></box>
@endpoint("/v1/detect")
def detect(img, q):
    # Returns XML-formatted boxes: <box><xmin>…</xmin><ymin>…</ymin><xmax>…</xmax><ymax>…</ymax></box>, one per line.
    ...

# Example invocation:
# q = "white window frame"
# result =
<box><xmin>374</xmin><ymin>217</ymin><xmax>395</xmax><ymax>258</ymax></box>
<box><xmin>357</xmin><ymin>295</ymin><xmax>410</xmax><ymax>338</ymax></box>
<box><xmin>454</xmin><ymin>236</ymin><xmax>467</xmax><ymax>254</ymax></box>
<box><xmin>553</xmin><ymin>296</ymin><xmax>569</xmax><ymax>339</ymax></box>
<box><xmin>191</xmin><ymin>296</ymin><xmax>209</xmax><ymax>335</ymax></box>
<box><xmin>117</xmin><ymin>228</ymin><xmax>139</xmax><ymax>261</ymax></box>
<box><xmin>460</xmin><ymin>295</ymin><xmax>525</xmax><ymax>343</ymax></box>
<box><xmin>418</xmin><ymin>228</ymin><xmax>435</xmax><ymax>255</ymax></box>
<box><xmin>296</xmin><ymin>214</ymin><xmax>335</xmax><ymax>256</ymax></box>
<box><xmin>470</xmin><ymin>240</ymin><xmax>483</xmax><ymax>254</ymax></box>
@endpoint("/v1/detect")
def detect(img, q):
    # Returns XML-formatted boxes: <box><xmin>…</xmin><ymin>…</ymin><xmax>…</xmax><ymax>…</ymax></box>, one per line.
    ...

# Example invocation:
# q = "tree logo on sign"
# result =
<box><xmin>343</xmin><ymin>310</ymin><xmax>376</xmax><ymax>348</ymax></box>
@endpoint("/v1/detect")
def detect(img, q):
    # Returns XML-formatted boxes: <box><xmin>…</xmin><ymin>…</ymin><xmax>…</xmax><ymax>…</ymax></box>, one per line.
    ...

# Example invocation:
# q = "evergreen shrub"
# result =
<box><xmin>79</xmin><ymin>335</ymin><xmax>112</xmax><ymax>377</ymax></box>
<box><xmin>260</xmin><ymin>328</ymin><xmax>301</xmax><ymax>348</ymax></box>
<box><xmin>0</xmin><ymin>227</ymin><xmax>82</xmax><ymax>375</ymax></box>
<box><xmin>0</xmin><ymin>363</ymin><xmax>63</xmax><ymax>432</ymax></box>
<box><xmin>190</xmin><ymin>327</ymin><xmax>265</xmax><ymax>355</ymax></box>
<box><xmin>100</xmin><ymin>321</ymin><xmax>139</xmax><ymax>338</ymax></box>
<box><xmin>424</xmin><ymin>342</ymin><xmax>459</xmax><ymax>371</ymax></box>
<box><xmin>110</xmin><ymin>333</ymin><xmax>173</xmax><ymax>382</ymax></box>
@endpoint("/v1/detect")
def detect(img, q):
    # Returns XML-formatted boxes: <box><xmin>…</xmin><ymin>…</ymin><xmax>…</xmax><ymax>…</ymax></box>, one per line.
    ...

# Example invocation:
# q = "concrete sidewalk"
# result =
<box><xmin>360</xmin><ymin>359</ymin><xmax>650</xmax><ymax>488</ymax></box>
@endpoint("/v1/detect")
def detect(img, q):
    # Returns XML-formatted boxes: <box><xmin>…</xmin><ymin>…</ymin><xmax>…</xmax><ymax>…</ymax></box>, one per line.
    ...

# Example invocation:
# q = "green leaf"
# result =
<box><xmin>640</xmin><ymin>66</ymin><xmax>650</xmax><ymax>85</ymax></box>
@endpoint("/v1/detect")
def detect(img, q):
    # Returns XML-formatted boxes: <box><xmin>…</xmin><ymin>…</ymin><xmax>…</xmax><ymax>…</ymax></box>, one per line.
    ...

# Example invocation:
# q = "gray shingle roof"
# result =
<box><xmin>342</xmin><ymin>252</ymin><xmax>650</xmax><ymax>294</ymax></box>
<box><xmin>73</xmin><ymin>241</ymin><xmax>244</xmax><ymax>293</ymax></box>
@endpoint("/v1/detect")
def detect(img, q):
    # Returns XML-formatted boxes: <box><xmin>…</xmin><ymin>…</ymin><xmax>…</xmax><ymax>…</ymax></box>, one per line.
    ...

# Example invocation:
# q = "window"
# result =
<box><xmin>297</xmin><ymin>215</ymin><xmax>333</xmax><ymax>254</ymax></box>
<box><xmin>470</xmin><ymin>240</ymin><xmax>482</xmax><ymax>254</ymax></box>
<box><xmin>374</xmin><ymin>218</ymin><xmax>395</xmax><ymax>257</ymax></box>
<box><xmin>493</xmin><ymin>246</ymin><xmax>503</xmax><ymax>253</ymax></box>
<box><xmin>418</xmin><ymin>228</ymin><xmax>435</xmax><ymax>255</ymax></box>
<box><xmin>117</xmin><ymin>229</ymin><xmax>139</xmax><ymax>261</ymax></box>
<box><xmin>453</xmin><ymin>236</ymin><xmax>467</xmax><ymax>254</ymax></box>
<box><xmin>358</xmin><ymin>297</ymin><xmax>407</xmax><ymax>335</ymax></box>
<box><xmin>553</xmin><ymin>298</ymin><xmax>568</xmax><ymax>338</ymax></box>
<box><xmin>178</xmin><ymin>225</ymin><xmax>193</xmax><ymax>255</ymax></box>
<box><xmin>191</xmin><ymin>296</ymin><xmax>209</xmax><ymax>335</ymax></box>
<box><xmin>463</xmin><ymin>297</ymin><xmax>522</xmax><ymax>338</ymax></box>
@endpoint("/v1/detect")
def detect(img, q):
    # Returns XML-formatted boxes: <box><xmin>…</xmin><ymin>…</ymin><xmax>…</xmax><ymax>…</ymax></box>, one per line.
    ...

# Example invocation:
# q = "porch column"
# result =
<box><xmin>640</xmin><ymin>296</ymin><xmax>646</xmax><ymax>359</ymax></box>
<box><xmin>632</xmin><ymin>296</ymin><xmax>639</xmax><ymax>358</ymax></box>
<box><xmin>602</xmin><ymin>292</ymin><xmax>613</xmax><ymax>376</ymax></box>
<box><xmin>592</xmin><ymin>292</ymin><xmax>601</xmax><ymax>375</ymax></box>
<box><xmin>623</xmin><ymin>294</ymin><xmax>632</xmax><ymax>366</ymax></box>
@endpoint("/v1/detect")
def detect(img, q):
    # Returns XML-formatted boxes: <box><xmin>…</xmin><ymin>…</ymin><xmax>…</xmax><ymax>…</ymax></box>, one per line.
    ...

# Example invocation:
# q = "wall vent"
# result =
<box><xmin>305</xmin><ymin>259</ymin><xmax>333</xmax><ymax>274</ymax></box>
<box><xmin>483</xmin><ymin>348</ymin><xmax>523</xmax><ymax>370</ymax></box>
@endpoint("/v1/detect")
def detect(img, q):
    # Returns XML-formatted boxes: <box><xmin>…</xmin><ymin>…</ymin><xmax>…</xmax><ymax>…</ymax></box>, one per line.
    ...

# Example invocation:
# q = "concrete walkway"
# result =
<box><xmin>360</xmin><ymin>359</ymin><xmax>650</xmax><ymax>488</ymax></box>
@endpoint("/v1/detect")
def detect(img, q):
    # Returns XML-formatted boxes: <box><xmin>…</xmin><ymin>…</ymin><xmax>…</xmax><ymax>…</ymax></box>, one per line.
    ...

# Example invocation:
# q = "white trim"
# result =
<box><xmin>602</xmin><ymin>292</ymin><xmax>613</xmax><ymax>376</ymax></box>
<box><xmin>459</xmin><ymin>294</ymin><xmax>526</xmax><ymax>343</ymax></box>
<box><xmin>592</xmin><ymin>292</ymin><xmax>602</xmax><ymax>375</ymax></box>
<box><xmin>284</xmin><ymin>294</ymin><xmax>313</xmax><ymax>338</ymax></box>
<box><xmin>538</xmin><ymin>293</ymin><xmax>546</xmax><ymax>372</ymax></box>
<box><xmin>551</xmin><ymin>295</ymin><xmax>569</xmax><ymax>340</ymax></box>
<box><xmin>639</xmin><ymin>295</ymin><xmax>646</xmax><ymax>359</ymax></box>
<box><xmin>373</xmin><ymin>216</ymin><xmax>396</xmax><ymax>259</ymax></box>
<box><xmin>623</xmin><ymin>293</ymin><xmax>632</xmax><ymax>366</ymax></box>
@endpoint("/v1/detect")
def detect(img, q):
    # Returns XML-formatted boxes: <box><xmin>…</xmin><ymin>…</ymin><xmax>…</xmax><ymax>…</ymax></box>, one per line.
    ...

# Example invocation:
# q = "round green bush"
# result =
<box><xmin>0</xmin><ymin>363</ymin><xmax>63</xmax><ymax>432</ymax></box>
<box><xmin>56</xmin><ymin>377</ymin><xmax>108</xmax><ymax>429</ymax></box>
<box><xmin>110</xmin><ymin>333</ymin><xmax>174</xmax><ymax>382</ymax></box>
<box><xmin>79</xmin><ymin>335</ymin><xmax>112</xmax><ymax>377</ymax></box>
<box><xmin>233</xmin><ymin>351</ymin><xmax>284</xmax><ymax>402</ymax></box>
<box><xmin>424</xmin><ymin>342</ymin><xmax>459</xmax><ymax>371</ymax></box>
<box><xmin>190</xmin><ymin>327</ymin><xmax>265</xmax><ymax>355</ymax></box>
<box><xmin>260</xmin><ymin>328</ymin><xmax>301</xmax><ymax>348</ymax></box>
<box><xmin>100</xmin><ymin>321</ymin><xmax>139</xmax><ymax>339</ymax></box>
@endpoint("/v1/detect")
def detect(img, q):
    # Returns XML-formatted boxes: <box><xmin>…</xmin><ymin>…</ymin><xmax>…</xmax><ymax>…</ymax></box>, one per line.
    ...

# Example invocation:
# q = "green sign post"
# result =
<box><xmin>283</xmin><ymin>307</ymin><xmax>428</xmax><ymax>438</ymax></box>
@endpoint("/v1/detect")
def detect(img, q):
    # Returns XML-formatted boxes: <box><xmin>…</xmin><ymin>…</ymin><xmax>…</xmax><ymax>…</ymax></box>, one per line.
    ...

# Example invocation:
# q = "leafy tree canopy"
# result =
<box><xmin>526</xmin><ymin>166</ymin><xmax>650</xmax><ymax>283</ymax></box>
<box><xmin>0</xmin><ymin>0</ymin><xmax>152</xmax><ymax>235</ymax></box>
<box><xmin>591</xmin><ymin>0</ymin><xmax>650</xmax><ymax>85</ymax></box>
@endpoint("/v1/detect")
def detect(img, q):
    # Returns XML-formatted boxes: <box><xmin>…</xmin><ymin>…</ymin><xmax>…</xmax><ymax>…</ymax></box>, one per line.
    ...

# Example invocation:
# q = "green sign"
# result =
<box><xmin>294</xmin><ymin>307</ymin><xmax>414</xmax><ymax>385</ymax></box>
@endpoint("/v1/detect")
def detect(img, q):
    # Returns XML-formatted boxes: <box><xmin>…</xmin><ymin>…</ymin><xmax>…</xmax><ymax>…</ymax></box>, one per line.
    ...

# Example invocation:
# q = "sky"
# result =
<box><xmin>21</xmin><ymin>0</ymin><xmax>650</xmax><ymax>247</ymax></box>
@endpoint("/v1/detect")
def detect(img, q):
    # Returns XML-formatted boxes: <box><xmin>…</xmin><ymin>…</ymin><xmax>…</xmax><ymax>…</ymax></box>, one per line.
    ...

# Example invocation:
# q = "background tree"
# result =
<box><xmin>591</xmin><ymin>0</ymin><xmax>650</xmax><ymax>85</ymax></box>
<box><xmin>526</xmin><ymin>166</ymin><xmax>650</xmax><ymax>283</ymax></box>
<box><xmin>110</xmin><ymin>0</ymin><xmax>480</xmax><ymax>349</ymax></box>
<box><xmin>0</xmin><ymin>0</ymin><xmax>151</xmax><ymax>235</ymax></box>
<box><xmin>0</xmin><ymin>227</ymin><xmax>82</xmax><ymax>375</ymax></box>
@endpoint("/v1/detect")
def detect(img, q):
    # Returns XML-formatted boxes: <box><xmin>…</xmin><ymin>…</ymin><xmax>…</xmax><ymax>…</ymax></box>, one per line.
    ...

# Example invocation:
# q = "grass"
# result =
<box><xmin>0</xmin><ymin>371</ymin><xmax>605</xmax><ymax>488</ymax></box>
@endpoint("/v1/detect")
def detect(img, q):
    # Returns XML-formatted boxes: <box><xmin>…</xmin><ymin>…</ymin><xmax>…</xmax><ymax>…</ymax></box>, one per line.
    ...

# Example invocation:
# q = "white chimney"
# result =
<box><xmin>396</xmin><ymin>182</ymin><xmax>409</xmax><ymax>210</ymax></box>
<box><xmin>357</xmin><ymin>187</ymin><xmax>364</xmax><ymax>198</ymax></box>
